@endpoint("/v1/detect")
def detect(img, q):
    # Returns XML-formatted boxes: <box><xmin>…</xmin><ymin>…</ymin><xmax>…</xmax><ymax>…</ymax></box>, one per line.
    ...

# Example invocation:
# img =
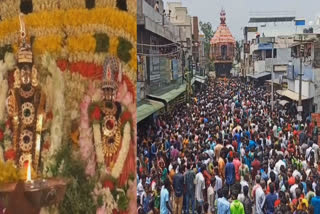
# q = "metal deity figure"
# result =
<box><xmin>92</xmin><ymin>56</ymin><xmax>135</xmax><ymax>185</ymax></box>
<box><xmin>6</xmin><ymin>14</ymin><xmax>46</xmax><ymax>172</ymax></box>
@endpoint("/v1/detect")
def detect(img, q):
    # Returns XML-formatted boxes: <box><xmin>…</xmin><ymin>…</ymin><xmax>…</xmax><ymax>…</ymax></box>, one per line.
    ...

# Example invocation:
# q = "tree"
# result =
<box><xmin>199</xmin><ymin>21</ymin><xmax>214</xmax><ymax>58</ymax></box>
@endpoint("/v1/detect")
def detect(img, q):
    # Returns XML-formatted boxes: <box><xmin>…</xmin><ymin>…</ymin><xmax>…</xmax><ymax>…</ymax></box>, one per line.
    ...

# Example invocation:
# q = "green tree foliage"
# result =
<box><xmin>199</xmin><ymin>21</ymin><xmax>214</xmax><ymax>58</ymax></box>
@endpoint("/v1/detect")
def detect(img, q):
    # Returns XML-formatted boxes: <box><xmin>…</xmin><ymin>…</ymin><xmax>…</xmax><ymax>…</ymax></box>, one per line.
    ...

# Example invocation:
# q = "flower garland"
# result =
<box><xmin>41</xmin><ymin>54</ymin><xmax>65</xmax><ymax>176</ymax></box>
<box><xmin>0</xmin><ymin>53</ymin><xmax>15</xmax><ymax>122</ymax></box>
<box><xmin>0</xmin><ymin>8</ymin><xmax>136</xmax><ymax>47</ymax></box>
<box><xmin>67</xmin><ymin>34</ymin><xmax>97</xmax><ymax>53</ymax></box>
<box><xmin>111</xmin><ymin>122</ymin><xmax>131</xmax><ymax>178</ymax></box>
<box><xmin>79</xmin><ymin>92</ymin><xmax>96</xmax><ymax>177</ymax></box>
<box><xmin>0</xmin><ymin>0</ymin><xmax>19</xmax><ymax>21</ymax></box>
<box><xmin>33</xmin><ymin>0</ymin><xmax>60</xmax><ymax>12</ymax></box>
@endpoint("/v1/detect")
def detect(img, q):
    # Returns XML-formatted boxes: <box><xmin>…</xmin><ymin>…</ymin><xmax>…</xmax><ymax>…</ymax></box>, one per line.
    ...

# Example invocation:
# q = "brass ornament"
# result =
<box><xmin>14</xmin><ymin>68</ymin><xmax>21</xmax><ymax>89</ymax></box>
<box><xmin>102</xmin><ymin>115</ymin><xmax>118</xmax><ymax>137</ymax></box>
<box><xmin>19</xmin><ymin>129</ymin><xmax>34</xmax><ymax>152</ymax></box>
<box><xmin>19</xmin><ymin>87</ymin><xmax>35</xmax><ymax>99</ymax></box>
<box><xmin>103</xmin><ymin>127</ymin><xmax>121</xmax><ymax>157</ymax></box>
<box><xmin>21</xmin><ymin>102</ymin><xmax>35</xmax><ymax>125</ymax></box>
<box><xmin>7</xmin><ymin>90</ymin><xmax>16</xmax><ymax>117</ymax></box>
<box><xmin>31</xmin><ymin>66</ymin><xmax>38</xmax><ymax>87</ymax></box>
<box><xmin>19</xmin><ymin>153</ymin><xmax>32</xmax><ymax>168</ymax></box>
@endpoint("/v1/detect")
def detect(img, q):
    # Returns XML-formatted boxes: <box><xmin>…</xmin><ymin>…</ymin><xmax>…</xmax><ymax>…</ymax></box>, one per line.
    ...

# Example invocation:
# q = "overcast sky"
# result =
<box><xmin>164</xmin><ymin>0</ymin><xmax>320</xmax><ymax>40</ymax></box>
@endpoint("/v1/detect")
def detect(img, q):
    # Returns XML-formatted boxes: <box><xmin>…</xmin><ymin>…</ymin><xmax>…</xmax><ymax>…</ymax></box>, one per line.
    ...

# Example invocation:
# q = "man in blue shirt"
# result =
<box><xmin>248</xmin><ymin>137</ymin><xmax>256</xmax><ymax>151</ymax></box>
<box><xmin>225</xmin><ymin>156</ymin><xmax>235</xmax><ymax>187</ymax></box>
<box><xmin>311</xmin><ymin>184</ymin><xmax>320</xmax><ymax>214</ymax></box>
<box><xmin>160</xmin><ymin>179</ymin><xmax>172</xmax><ymax>214</ymax></box>
<box><xmin>217</xmin><ymin>186</ymin><xmax>230</xmax><ymax>214</ymax></box>
<box><xmin>265</xmin><ymin>183</ymin><xmax>277</xmax><ymax>214</ymax></box>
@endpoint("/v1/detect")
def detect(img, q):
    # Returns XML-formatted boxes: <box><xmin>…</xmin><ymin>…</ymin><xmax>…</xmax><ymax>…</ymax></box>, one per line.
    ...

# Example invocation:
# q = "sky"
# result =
<box><xmin>163</xmin><ymin>0</ymin><xmax>320</xmax><ymax>40</ymax></box>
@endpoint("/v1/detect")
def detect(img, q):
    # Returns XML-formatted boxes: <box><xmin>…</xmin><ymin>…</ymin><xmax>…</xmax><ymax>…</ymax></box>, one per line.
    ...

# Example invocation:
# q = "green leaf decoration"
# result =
<box><xmin>117</xmin><ymin>191</ymin><xmax>129</xmax><ymax>211</ymax></box>
<box><xmin>0</xmin><ymin>45</ymin><xmax>13</xmax><ymax>60</ymax></box>
<box><xmin>94</xmin><ymin>33</ymin><xmax>109</xmax><ymax>53</ymax></box>
<box><xmin>117</xmin><ymin>37</ymin><xmax>132</xmax><ymax>63</ymax></box>
<box><xmin>48</xmin><ymin>142</ymin><xmax>99</xmax><ymax>214</ymax></box>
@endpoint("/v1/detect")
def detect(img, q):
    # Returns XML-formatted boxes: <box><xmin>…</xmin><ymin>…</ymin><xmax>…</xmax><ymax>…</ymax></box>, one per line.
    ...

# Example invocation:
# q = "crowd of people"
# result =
<box><xmin>137</xmin><ymin>77</ymin><xmax>320</xmax><ymax>214</ymax></box>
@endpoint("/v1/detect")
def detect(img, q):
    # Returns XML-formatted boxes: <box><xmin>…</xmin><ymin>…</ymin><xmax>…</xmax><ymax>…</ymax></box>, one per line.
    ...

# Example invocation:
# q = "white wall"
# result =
<box><xmin>254</xmin><ymin>60</ymin><xmax>265</xmax><ymax>74</ymax></box>
<box><xmin>294</xmin><ymin>80</ymin><xmax>315</xmax><ymax>98</ymax></box>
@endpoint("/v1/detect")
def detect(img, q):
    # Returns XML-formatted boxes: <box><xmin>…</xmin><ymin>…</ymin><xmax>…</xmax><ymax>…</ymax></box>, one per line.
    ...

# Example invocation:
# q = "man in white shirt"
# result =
<box><xmin>290</xmin><ymin>176</ymin><xmax>300</xmax><ymax>199</ymax></box>
<box><xmin>207</xmin><ymin>177</ymin><xmax>215</xmax><ymax>214</ymax></box>
<box><xmin>275</xmin><ymin>155</ymin><xmax>286</xmax><ymax>175</ymax></box>
<box><xmin>255</xmin><ymin>180</ymin><xmax>266</xmax><ymax>214</ymax></box>
<box><xmin>195</xmin><ymin>166</ymin><xmax>205</xmax><ymax>211</ymax></box>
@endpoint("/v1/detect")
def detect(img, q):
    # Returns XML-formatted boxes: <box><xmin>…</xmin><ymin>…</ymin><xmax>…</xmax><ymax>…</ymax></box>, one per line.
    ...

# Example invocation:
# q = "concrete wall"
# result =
<box><xmin>139</xmin><ymin>0</ymin><xmax>179</xmax><ymax>42</ymax></box>
<box><xmin>254</xmin><ymin>60</ymin><xmax>265</xmax><ymax>74</ymax></box>
<box><xmin>294</xmin><ymin>80</ymin><xmax>315</xmax><ymax>98</ymax></box>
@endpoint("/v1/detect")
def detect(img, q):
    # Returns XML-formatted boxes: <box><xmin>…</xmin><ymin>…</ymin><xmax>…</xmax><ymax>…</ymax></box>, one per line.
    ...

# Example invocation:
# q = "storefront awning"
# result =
<box><xmin>276</xmin><ymin>89</ymin><xmax>309</xmax><ymax>101</ymax></box>
<box><xmin>137</xmin><ymin>99</ymin><xmax>165</xmax><ymax>122</ymax></box>
<box><xmin>195</xmin><ymin>75</ymin><xmax>207</xmax><ymax>84</ymax></box>
<box><xmin>148</xmin><ymin>84</ymin><xmax>186</xmax><ymax>103</ymax></box>
<box><xmin>247</xmin><ymin>72</ymin><xmax>271</xmax><ymax>79</ymax></box>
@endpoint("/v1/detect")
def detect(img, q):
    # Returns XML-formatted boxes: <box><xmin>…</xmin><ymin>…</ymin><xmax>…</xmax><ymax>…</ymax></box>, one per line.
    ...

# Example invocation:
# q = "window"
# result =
<box><xmin>266</xmin><ymin>50</ymin><xmax>272</xmax><ymax>58</ymax></box>
<box><xmin>221</xmin><ymin>45</ymin><xmax>227</xmax><ymax>60</ymax></box>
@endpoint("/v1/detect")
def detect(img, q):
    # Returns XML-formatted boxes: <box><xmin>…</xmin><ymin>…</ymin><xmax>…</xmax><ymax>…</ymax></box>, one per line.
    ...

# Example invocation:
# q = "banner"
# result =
<box><xmin>172</xmin><ymin>59</ymin><xmax>179</xmax><ymax>80</ymax></box>
<box><xmin>314</xmin><ymin>43</ymin><xmax>320</xmax><ymax>68</ymax></box>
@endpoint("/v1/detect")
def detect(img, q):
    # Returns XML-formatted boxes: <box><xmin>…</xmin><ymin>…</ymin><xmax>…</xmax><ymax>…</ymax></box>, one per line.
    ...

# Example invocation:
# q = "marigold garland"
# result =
<box><xmin>67</xmin><ymin>34</ymin><xmax>96</xmax><ymax>53</ymax></box>
<box><xmin>32</xmin><ymin>35</ymin><xmax>62</xmax><ymax>55</ymax></box>
<box><xmin>0</xmin><ymin>8</ymin><xmax>136</xmax><ymax>44</ymax></box>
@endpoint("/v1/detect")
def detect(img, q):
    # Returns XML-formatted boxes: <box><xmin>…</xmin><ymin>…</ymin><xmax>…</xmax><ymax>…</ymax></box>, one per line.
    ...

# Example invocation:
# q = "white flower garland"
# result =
<box><xmin>41</xmin><ymin>53</ymin><xmax>65</xmax><ymax>175</ymax></box>
<box><xmin>0</xmin><ymin>53</ymin><xmax>15</xmax><ymax>122</ymax></box>
<box><xmin>92</xmin><ymin>123</ymin><xmax>105</xmax><ymax>164</ymax></box>
<box><xmin>111</xmin><ymin>122</ymin><xmax>131</xmax><ymax>178</ymax></box>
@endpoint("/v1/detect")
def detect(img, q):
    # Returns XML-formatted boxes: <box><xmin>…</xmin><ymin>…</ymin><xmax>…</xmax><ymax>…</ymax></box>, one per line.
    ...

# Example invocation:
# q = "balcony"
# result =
<box><xmin>137</xmin><ymin>0</ymin><xmax>179</xmax><ymax>42</ymax></box>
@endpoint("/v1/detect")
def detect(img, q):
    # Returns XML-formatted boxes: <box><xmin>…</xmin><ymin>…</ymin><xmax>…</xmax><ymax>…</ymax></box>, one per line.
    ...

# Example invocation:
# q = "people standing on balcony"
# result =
<box><xmin>154</xmin><ymin>1</ymin><xmax>159</xmax><ymax>13</ymax></box>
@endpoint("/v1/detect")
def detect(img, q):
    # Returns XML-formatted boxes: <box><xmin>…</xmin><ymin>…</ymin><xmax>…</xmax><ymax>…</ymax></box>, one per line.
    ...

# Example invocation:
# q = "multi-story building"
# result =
<box><xmin>167</xmin><ymin>2</ymin><xmax>193</xmax><ymax>72</ymax></box>
<box><xmin>137</xmin><ymin>0</ymin><xmax>196</xmax><ymax>123</ymax></box>
<box><xmin>282</xmin><ymin>34</ymin><xmax>320</xmax><ymax>114</ymax></box>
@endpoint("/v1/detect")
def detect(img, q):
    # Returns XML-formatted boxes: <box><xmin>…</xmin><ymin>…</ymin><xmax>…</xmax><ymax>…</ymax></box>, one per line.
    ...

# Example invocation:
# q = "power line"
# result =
<box><xmin>137</xmin><ymin>49</ymin><xmax>181</xmax><ymax>57</ymax></box>
<box><xmin>137</xmin><ymin>42</ymin><xmax>180</xmax><ymax>47</ymax></box>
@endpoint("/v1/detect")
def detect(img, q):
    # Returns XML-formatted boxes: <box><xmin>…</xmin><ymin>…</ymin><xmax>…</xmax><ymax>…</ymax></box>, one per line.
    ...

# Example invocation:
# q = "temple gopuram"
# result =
<box><xmin>210</xmin><ymin>9</ymin><xmax>236</xmax><ymax>77</ymax></box>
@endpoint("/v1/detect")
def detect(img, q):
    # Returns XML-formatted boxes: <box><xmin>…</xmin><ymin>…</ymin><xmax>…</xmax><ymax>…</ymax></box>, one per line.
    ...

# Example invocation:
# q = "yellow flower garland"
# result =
<box><xmin>33</xmin><ymin>35</ymin><xmax>62</xmax><ymax>55</ymax></box>
<box><xmin>67</xmin><ymin>34</ymin><xmax>96</xmax><ymax>53</ymax></box>
<box><xmin>0</xmin><ymin>8</ymin><xmax>136</xmax><ymax>43</ymax></box>
<box><xmin>33</xmin><ymin>0</ymin><xmax>60</xmax><ymax>13</ymax></box>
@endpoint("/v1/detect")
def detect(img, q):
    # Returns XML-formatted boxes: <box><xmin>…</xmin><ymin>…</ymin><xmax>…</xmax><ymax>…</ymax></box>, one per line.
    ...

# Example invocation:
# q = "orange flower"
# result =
<box><xmin>5</xmin><ymin>149</ymin><xmax>16</xmax><ymax>161</ymax></box>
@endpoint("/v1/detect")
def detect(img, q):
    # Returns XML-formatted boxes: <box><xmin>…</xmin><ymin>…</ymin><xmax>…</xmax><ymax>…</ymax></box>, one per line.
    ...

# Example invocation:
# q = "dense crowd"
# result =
<box><xmin>137</xmin><ymin>78</ymin><xmax>320</xmax><ymax>214</ymax></box>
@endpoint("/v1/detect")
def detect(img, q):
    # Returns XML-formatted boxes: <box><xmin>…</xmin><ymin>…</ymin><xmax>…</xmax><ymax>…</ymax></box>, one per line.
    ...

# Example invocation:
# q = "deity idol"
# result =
<box><xmin>91</xmin><ymin>56</ymin><xmax>135</xmax><ymax>185</ymax></box>
<box><xmin>5</xmin><ymin>15</ymin><xmax>46</xmax><ymax>172</ymax></box>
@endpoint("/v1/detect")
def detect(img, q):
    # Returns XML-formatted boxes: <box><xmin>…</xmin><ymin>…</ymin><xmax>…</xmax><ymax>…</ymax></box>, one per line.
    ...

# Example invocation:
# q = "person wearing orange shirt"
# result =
<box><xmin>218</xmin><ymin>154</ymin><xmax>226</xmax><ymax>182</ymax></box>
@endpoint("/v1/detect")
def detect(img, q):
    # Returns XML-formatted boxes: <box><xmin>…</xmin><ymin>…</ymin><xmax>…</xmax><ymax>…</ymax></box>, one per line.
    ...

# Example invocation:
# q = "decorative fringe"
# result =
<box><xmin>116</xmin><ymin>0</ymin><xmax>127</xmax><ymax>11</ymax></box>
<box><xmin>20</xmin><ymin>0</ymin><xmax>33</xmax><ymax>14</ymax></box>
